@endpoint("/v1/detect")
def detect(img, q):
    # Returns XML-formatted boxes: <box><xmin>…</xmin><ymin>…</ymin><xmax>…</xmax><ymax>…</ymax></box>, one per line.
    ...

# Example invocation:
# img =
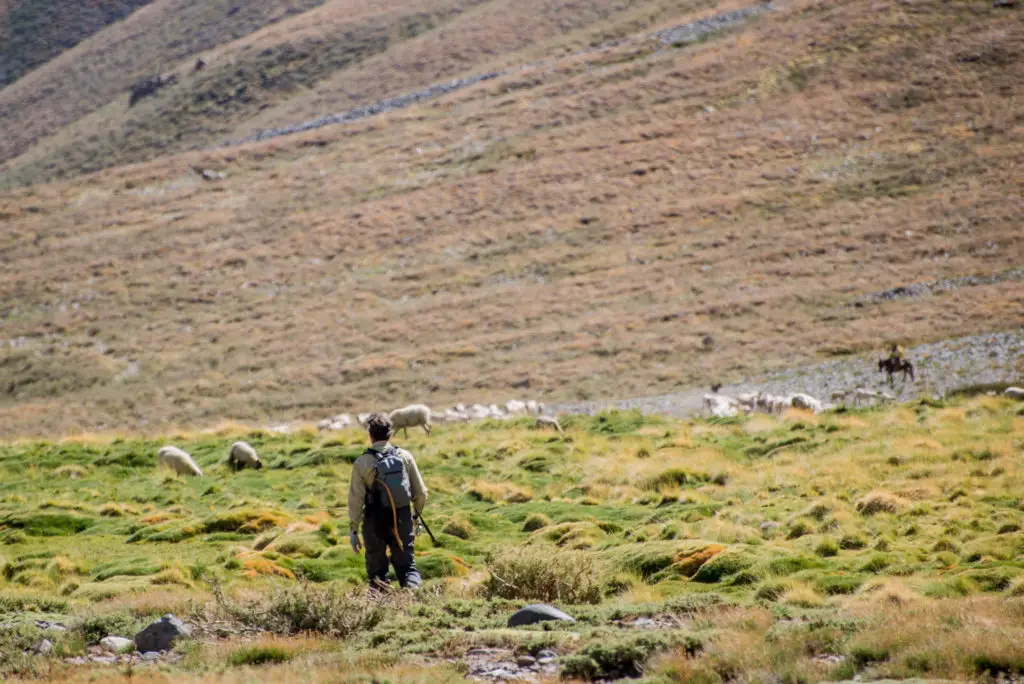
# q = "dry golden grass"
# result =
<box><xmin>0</xmin><ymin>0</ymin><xmax>1021</xmax><ymax>437</ymax></box>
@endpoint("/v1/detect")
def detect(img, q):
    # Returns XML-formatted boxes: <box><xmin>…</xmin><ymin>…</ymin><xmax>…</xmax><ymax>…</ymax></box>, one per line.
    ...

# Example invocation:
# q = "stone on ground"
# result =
<box><xmin>100</xmin><ymin>636</ymin><xmax>133</xmax><ymax>652</ymax></box>
<box><xmin>507</xmin><ymin>604</ymin><xmax>575</xmax><ymax>627</ymax></box>
<box><xmin>134</xmin><ymin>614</ymin><xmax>191</xmax><ymax>653</ymax></box>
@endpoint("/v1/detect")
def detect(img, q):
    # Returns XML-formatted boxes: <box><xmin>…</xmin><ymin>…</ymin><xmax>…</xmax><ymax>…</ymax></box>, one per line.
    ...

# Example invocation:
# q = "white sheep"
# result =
<box><xmin>506</xmin><ymin>400</ymin><xmax>527</xmax><ymax>415</ymax></box>
<box><xmin>469</xmin><ymin>404</ymin><xmax>491</xmax><ymax>420</ymax></box>
<box><xmin>444</xmin><ymin>408</ymin><xmax>471</xmax><ymax>423</ymax></box>
<box><xmin>388</xmin><ymin>404</ymin><xmax>432</xmax><ymax>437</ymax></box>
<box><xmin>228</xmin><ymin>441</ymin><xmax>263</xmax><ymax>471</ymax></box>
<box><xmin>790</xmin><ymin>393</ymin><xmax>823</xmax><ymax>413</ymax></box>
<box><xmin>703</xmin><ymin>394</ymin><xmax>738</xmax><ymax>418</ymax></box>
<box><xmin>526</xmin><ymin>400</ymin><xmax>545</xmax><ymax>415</ymax></box>
<box><xmin>535</xmin><ymin>416</ymin><xmax>564</xmax><ymax>433</ymax></box>
<box><xmin>157</xmin><ymin>446</ymin><xmax>203</xmax><ymax>477</ymax></box>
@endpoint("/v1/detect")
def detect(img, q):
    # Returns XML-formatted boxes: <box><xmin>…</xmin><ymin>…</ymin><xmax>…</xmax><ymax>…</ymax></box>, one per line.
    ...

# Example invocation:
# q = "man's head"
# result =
<box><xmin>365</xmin><ymin>412</ymin><xmax>394</xmax><ymax>443</ymax></box>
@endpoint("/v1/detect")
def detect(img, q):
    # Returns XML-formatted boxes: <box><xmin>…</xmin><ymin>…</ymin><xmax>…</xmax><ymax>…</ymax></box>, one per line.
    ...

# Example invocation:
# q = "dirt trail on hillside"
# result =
<box><xmin>552</xmin><ymin>329</ymin><xmax>1024</xmax><ymax>417</ymax></box>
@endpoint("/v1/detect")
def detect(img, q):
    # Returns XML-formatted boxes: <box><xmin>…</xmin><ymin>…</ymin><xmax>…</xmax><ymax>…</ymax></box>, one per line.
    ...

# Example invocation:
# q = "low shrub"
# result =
<box><xmin>815</xmin><ymin>539</ymin><xmax>840</xmax><ymax>557</ymax></box>
<box><xmin>228</xmin><ymin>645</ymin><xmax>295</xmax><ymax>666</ymax></box>
<box><xmin>522</xmin><ymin>513</ymin><xmax>552</xmax><ymax>532</ymax></box>
<box><xmin>855</xmin><ymin>492</ymin><xmax>904</xmax><ymax>516</ymax></box>
<box><xmin>214</xmin><ymin>582</ymin><xmax>391</xmax><ymax>637</ymax></box>
<box><xmin>560</xmin><ymin>634</ymin><xmax>693</xmax><ymax>681</ymax></box>
<box><xmin>482</xmin><ymin>546</ymin><xmax>604</xmax><ymax>604</ymax></box>
<box><xmin>442</xmin><ymin>517</ymin><xmax>474</xmax><ymax>540</ymax></box>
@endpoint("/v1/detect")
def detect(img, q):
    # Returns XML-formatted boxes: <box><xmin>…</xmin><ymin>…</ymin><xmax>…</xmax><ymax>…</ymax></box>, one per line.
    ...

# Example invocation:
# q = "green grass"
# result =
<box><xmin>0</xmin><ymin>397</ymin><xmax>1022</xmax><ymax>680</ymax></box>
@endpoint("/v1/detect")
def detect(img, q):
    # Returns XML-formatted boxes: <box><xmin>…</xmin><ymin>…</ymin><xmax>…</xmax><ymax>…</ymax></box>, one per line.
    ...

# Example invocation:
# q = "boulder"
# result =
<box><xmin>507</xmin><ymin>604</ymin><xmax>575</xmax><ymax>627</ymax></box>
<box><xmin>33</xmin><ymin>639</ymin><xmax>53</xmax><ymax>654</ymax></box>
<box><xmin>134</xmin><ymin>614</ymin><xmax>191</xmax><ymax>653</ymax></box>
<box><xmin>100</xmin><ymin>636</ymin><xmax>133</xmax><ymax>653</ymax></box>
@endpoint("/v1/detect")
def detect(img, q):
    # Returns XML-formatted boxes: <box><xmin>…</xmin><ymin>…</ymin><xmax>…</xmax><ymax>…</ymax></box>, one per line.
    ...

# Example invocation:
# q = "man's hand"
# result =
<box><xmin>349</xmin><ymin>531</ymin><xmax>363</xmax><ymax>553</ymax></box>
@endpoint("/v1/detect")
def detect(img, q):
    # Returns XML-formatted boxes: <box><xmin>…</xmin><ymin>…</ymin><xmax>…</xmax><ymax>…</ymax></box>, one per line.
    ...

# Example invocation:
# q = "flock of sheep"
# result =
<box><xmin>316</xmin><ymin>400</ymin><xmax>551</xmax><ymax>435</ymax></box>
<box><xmin>702</xmin><ymin>387</ymin><xmax>900</xmax><ymax>418</ymax></box>
<box><xmin>156</xmin><ymin>399</ymin><xmax>555</xmax><ymax>477</ymax></box>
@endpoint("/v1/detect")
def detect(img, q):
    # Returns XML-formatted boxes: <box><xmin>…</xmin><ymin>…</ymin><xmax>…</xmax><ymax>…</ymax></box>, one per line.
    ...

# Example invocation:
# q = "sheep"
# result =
<box><xmin>228</xmin><ymin>441</ymin><xmax>262</xmax><ymax>471</ymax></box>
<box><xmin>388</xmin><ymin>404</ymin><xmax>432</xmax><ymax>437</ymax></box>
<box><xmin>444</xmin><ymin>408</ymin><xmax>471</xmax><ymax>423</ymax></box>
<box><xmin>157</xmin><ymin>446</ymin><xmax>203</xmax><ymax>477</ymax></box>
<box><xmin>703</xmin><ymin>394</ymin><xmax>738</xmax><ymax>418</ymax></box>
<box><xmin>469</xmin><ymin>404</ymin><xmax>492</xmax><ymax>420</ymax></box>
<box><xmin>506</xmin><ymin>399</ymin><xmax>528</xmax><ymax>415</ymax></box>
<box><xmin>790</xmin><ymin>393</ymin><xmax>823</xmax><ymax>413</ymax></box>
<box><xmin>535</xmin><ymin>416</ymin><xmax>564</xmax><ymax>433</ymax></box>
<box><xmin>357</xmin><ymin>413</ymin><xmax>372</xmax><ymax>427</ymax></box>
<box><xmin>1004</xmin><ymin>387</ymin><xmax>1024</xmax><ymax>401</ymax></box>
<box><xmin>525</xmin><ymin>400</ymin><xmax>543</xmax><ymax>415</ymax></box>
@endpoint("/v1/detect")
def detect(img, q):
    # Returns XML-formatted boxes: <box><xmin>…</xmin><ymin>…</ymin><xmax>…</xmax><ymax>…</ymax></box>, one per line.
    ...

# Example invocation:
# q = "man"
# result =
<box><xmin>888</xmin><ymin>343</ymin><xmax>905</xmax><ymax>361</ymax></box>
<box><xmin>348</xmin><ymin>412</ymin><xmax>428</xmax><ymax>589</ymax></box>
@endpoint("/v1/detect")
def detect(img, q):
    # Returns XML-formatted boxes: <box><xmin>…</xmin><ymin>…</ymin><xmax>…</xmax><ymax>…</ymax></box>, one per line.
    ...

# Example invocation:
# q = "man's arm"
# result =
<box><xmin>404</xmin><ymin>451</ymin><xmax>428</xmax><ymax>515</ymax></box>
<box><xmin>348</xmin><ymin>457</ymin><xmax>370</xmax><ymax>533</ymax></box>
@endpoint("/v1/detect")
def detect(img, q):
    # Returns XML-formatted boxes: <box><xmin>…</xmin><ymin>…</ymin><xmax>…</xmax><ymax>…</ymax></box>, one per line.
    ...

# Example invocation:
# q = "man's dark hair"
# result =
<box><xmin>365</xmin><ymin>412</ymin><xmax>393</xmax><ymax>442</ymax></box>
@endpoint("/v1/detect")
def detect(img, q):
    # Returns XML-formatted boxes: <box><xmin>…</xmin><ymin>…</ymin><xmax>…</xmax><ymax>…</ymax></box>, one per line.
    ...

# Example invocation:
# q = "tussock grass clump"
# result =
<box><xmin>815</xmin><ymin>539</ymin><xmax>840</xmax><ymax>557</ymax></box>
<box><xmin>522</xmin><ymin>513</ymin><xmax>551</xmax><ymax>532</ymax></box>
<box><xmin>856</xmin><ymin>492</ymin><xmax>904</xmax><ymax>515</ymax></box>
<box><xmin>228</xmin><ymin>644</ymin><xmax>295</xmax><ymax>666</ymax></box>
<box><xmin>643</xmin><ymin>468</ymin><xmax>710</xmax><ymax>491</ymax></box>
<box><xmin>482</xmin><ymin>546</ymin><xmax>605</xmax><ymax>604</ymax></box>
<box><xmin>561</xmin><ymin>634</ymin><xmax>695</xmax><ymax>681</ymax></box>
<box><xmin>215</xmin><ymin>582</ymin><xmax>390</xmax><ymax>637</ymax></box>
<box><xmin>54</xmin><ymin>464</ymin><xmax>88</xmax><ymax>479</ymax></box>
<box><xmin>442</xmin><ymin>516</ymin><xmax>475</xmax><ymax>540</ymax></box>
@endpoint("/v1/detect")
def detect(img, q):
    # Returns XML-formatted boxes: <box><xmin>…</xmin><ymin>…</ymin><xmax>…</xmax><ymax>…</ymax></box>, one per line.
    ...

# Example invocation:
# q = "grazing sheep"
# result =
<box><xmin>157</xmin><ymin>446</ymin><xmax>203</xmax><ymax>477</ymax></box>
<box><xmin>228</xmin><ymin>441</ymin><xmax>262</xmax><ymax>471</ymax></box>
<box><xmin>535</xmin><ymin>416</ymin><xmax>564</xmax><ymax>433</ymax></box>
<box><xmin>469</xmin><ymin>404</ymin><xmax>492</xmax><ymax>420</ymax></box>
<box><xmin>703</xmin><ymin>394</ymin><xmax>738</xmax><ymax>418</ymax></box>
<box><xmin>357</xmin><ymin>413</ymin><xmax>372</xmax><ymax>427</ymax></box>
<box><xmin>525</xmin><ymin>400</ymin><xmax>543</xmax><ymax>415</ymax></box>
<box><xmin>1004</xmin><ymin>387</ymin><xmax>1024</xmax><ymax>401</ymax></box>
<box><xmin>444</xmin><ymin>408</ymin><xmax>471</xmax><ymax>423</ymax></box>
<box><xmin>506</xmin><ymin>400</ymin><xmax>527</xmax><ymax>415</ymax></box>
<box><xmin>389</xmin><ymin>404</ymin><xmax>432</xmax><ymax>437</ymax></box>
<box><xmin>790</xmin><ymin>393</ymin><xmax>823</xmax><ymax>413</ymax></box>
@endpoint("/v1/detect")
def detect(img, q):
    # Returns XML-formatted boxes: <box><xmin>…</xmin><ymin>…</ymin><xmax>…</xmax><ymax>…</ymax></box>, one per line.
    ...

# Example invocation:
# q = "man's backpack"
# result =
<box><xmin>368</xmin><ymin>446</ymin><xmax>413</xmax><ymax>511</ymax></box>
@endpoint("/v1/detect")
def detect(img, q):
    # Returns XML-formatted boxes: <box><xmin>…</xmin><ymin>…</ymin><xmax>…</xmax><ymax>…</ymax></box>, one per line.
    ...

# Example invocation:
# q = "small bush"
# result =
<box><xmin>522</xmin><ymin>513</ymin><xmax>552</xmax><ymax>532</ymax></box>
<box><xmin>482</xmin><ymin>546</ymin><xmax>604</xmax><ymax>604</ymax></box>
<box><xmin>786</xmin><ymin>519</ymin><xmax>813</xmax><ymax>539</ymax></box>
<box><xmin>73</xmin><ymin>612</ymin><xmax>141</xmax><ymax>645</ymax></box>
<box><xmin>815</xmin><ymin>539</ymin><xmax>839</xmax><ymax>557</ymax></box>
<box><xmin>215</xmin><ymin>582</ymin><xmax>391</xmax><ymax>637</ymax></box>
<box><xmin>228</xmin><ymin>645</ymin><xmax>295</xmax><ymax>666</ymax></box>
<box><xmin>644</xmin><ymin>469</ymin><xmax>709</xmax><ymax>491</ymax></box>
<box><xmin>442</xmin><ymin>517</ymin><xmax>474</xmax><ymax>540</ymax></box>
<box><xmin>856</xmin><ymin>492</ymin><xmax>903</xmax><ymax>516</ymax></box>
<box><xmin>560</xmin><ymin>634</ymin><xmax>689</xmax><ymax>681</ymax></box>
<box><xmin>839</xmin><ymin>534</ymin><xmax>867</xmax><ymax>550</ymax></box>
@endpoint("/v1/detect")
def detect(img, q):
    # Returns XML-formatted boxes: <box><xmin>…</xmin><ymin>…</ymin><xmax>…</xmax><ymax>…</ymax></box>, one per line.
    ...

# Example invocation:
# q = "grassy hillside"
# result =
<box><xmin>0</xmin><ymin>0</ymin><xmax>329</xmax><ymax>164</ymax></box>
<box><xmin>0</xmin><ymin>0</ymin><xmax>155</xmax><ymax>88</ymax></box>
<box><xmin>1</xmin><ymin>0</ymin><xmax>1021</xmax><ymax>438</ymax></box>
<box><xmin>0</xmin><ymin>396</ymin><xmax>1022</xmax><ymax>681</ymax></box>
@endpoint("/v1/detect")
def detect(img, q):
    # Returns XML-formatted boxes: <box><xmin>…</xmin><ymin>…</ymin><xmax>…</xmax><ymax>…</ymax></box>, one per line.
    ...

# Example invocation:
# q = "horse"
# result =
<box><xmin>878</xmin><ymin>357</ymin><xmax>914</xmax><ymax>385</ymax></box>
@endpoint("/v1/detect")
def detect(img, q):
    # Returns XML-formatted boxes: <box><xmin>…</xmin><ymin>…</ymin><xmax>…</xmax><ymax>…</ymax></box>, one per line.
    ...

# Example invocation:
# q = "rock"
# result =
<box><xmin>536</xmin><ymin>649</ymin><xmax>557</xmax><ymax>660</ymax></box>
<box><xmin>34</xmin><ymin>639</ymin><xmax>53</xmax><ymax>654</ymax></box>
<box><xmin>140</xmin><ymin>651</ymin><xmax>161</xmax><ymax>661</ymax></box>
<box><xmin>100</xmin><ymin>636</ymin><xmax>133</xmax><ymax>653</ymax></box>
<box><xmin>993</xmin><ymin>0</ymin><xmax>1016</xmax><ymax>8</ymax></box>
<box><xmin>507</xmin><ymin>604</ymin><xmax>575</xmax><ymax>627</ymax></box>
<box><xmin>516</xmin><ymin>654</ymin><xmax>536</xmax><ymax>667</ymax></box>
<box><xmin>760</xmin><ymin>521</ymin><xmax>780</xmax><ymax>532</ymax></box>
<box><xmin>134</xmin><ymin>614</ymin><xmax>191</xmax><ymax>653</ymax></box>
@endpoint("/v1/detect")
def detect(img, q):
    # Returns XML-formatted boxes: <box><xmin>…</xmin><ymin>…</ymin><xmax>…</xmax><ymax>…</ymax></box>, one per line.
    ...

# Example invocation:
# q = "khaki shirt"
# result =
<box><xmin>348</xmin><ymin>441</ymin><xmax>428</xmax><ymax>533</ymax></box>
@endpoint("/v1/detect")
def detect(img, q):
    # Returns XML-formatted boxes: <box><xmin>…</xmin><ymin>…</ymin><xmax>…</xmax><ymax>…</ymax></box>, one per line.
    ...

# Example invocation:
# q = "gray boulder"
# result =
<box><xmin>33</xmin><ymin>639</ymin><xmax>53</xmax><ymax>654</ymax></box>
<box><xmin>100</xmin><ymin>636</ymin><xmax>133</xmax><ymax>652</ymax></box>
<box><xmin>507</xmin><ymin>604</ymin><xmax>575</xmax><ymax>627</ymax></box>
<box><xmin>134</xmin><ymin>614</ymin><xmax>191</xmax><ymax>653</ymax></box>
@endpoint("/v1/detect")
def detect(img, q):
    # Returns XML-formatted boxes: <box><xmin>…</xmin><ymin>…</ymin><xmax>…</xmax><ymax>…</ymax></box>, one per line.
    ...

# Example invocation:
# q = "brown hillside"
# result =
<box><xmin>0</xmin><ymin>0</ymin><xmax>1022</xmax><ymax>437</ymax></box>
<box><xmin>0</xmin><ymin>0</ymin><xmax>328</xmax><ymax>164</ymax></box>
<box><xmin>1</xmin><ymin>0</ymin><xmax>715</xmax><ymax>187</ymax></box>
<box><xmin>0</xmin><ymin>0</ymin><xmax>154</xmax><ymax>88</ymax></box>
